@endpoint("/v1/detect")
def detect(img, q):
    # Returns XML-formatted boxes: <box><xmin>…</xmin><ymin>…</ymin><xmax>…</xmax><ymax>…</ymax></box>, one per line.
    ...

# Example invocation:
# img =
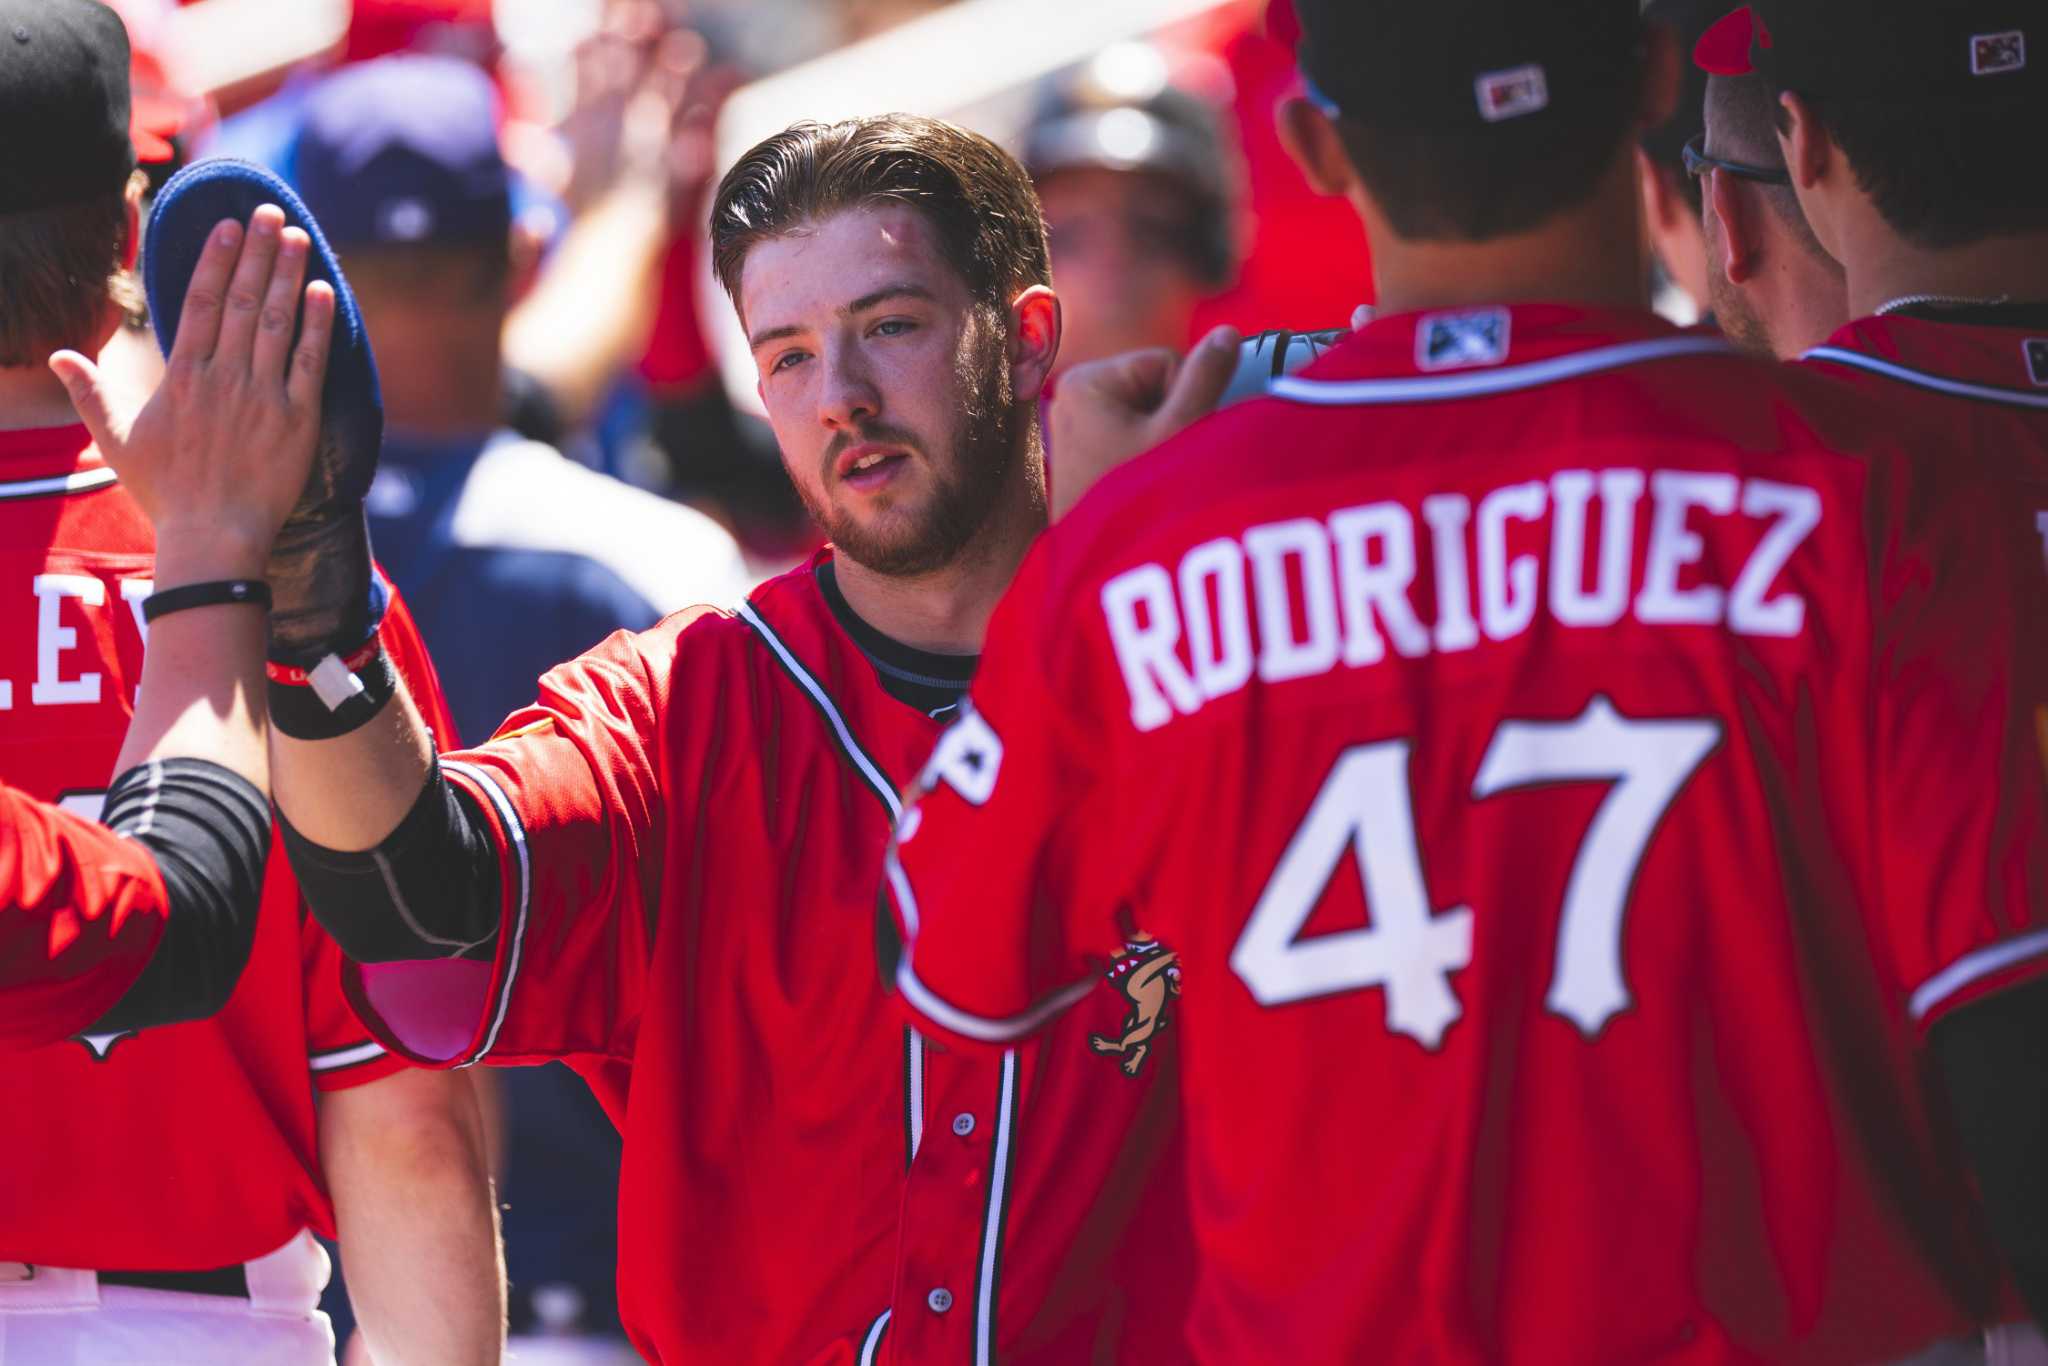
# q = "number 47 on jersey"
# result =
<box><xmin>1231</xmin><ymin>697</ymin><xmax>1722</xmax><ymax>1046</ymax></box>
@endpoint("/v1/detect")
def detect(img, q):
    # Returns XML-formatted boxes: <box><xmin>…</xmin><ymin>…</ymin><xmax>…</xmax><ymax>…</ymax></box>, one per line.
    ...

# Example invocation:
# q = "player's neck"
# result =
<box><xmin>831</xmin><ymin>441</ymin><xmax>1047</xmax><ymax>656</ymax></box>
<box><xmin>1364</xmin><ymin>165</ymin><xmax>1650</xmax><ymax>318</ymax></box>
<box><xmin>1841</xmin><ymin>225</ymin><xmax>2048</xmax><ymax>320</ymax></box>
<box><xmin>0</xmin><ymin>363</ymin><xmax>92</xmax><ymax>430</ymax></box>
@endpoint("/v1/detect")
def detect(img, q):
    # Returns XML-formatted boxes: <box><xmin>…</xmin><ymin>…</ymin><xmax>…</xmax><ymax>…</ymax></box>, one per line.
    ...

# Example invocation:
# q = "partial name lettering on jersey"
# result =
<box><xmin>0</xmin><ymin>568</ymin><xmax>150</xmax><ymax>714</ymax></box>
<box><xmin>1101</xmin><ymin>469</ymin><xmax>1819</xmax><ymax>733</ymax></box>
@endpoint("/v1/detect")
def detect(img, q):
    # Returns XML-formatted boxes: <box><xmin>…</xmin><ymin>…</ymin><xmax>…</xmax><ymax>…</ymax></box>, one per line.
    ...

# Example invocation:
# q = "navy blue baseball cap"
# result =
<box><xmin>291</xmin><ymin>54</ymin><xmax>511</xmax><ymax>250</ymax></box>
<box><xmin>1698</xmin><ymin>3</ymin><xmax>2041</xmax><ymax>104</ymax></box>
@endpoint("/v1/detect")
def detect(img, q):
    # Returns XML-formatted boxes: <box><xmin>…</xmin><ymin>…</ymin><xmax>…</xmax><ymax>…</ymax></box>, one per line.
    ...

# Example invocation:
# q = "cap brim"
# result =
<box><xmin>1695</xmin><ymin>7</ymin><xmax>1758</xmax><ymax>76</ymax></box>
<box><xmin>143</xmin><ymin>159</ymin><xmax>383</xmax><ymax>475</ymax></box>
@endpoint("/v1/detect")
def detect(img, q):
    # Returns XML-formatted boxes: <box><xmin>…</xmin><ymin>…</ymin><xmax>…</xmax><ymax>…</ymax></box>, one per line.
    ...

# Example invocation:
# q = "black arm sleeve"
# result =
<box><xmin>88</xmin><ymin>758</ymin><xmax>270</xmax><ymax>1035</ymax></box>
<box><xmin>1930</xmin><ymin>977</ymin><xmax>2048</xmax><ymax>1330</ymax></box>
<box><xmin>277</xmin><ymin>763</ymin><xmax>502</xmax><ymax>964</ymax></box>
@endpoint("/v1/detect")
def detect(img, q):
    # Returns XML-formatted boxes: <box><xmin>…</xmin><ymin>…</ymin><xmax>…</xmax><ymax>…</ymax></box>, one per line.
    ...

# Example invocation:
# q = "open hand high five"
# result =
<box><xmin>49</xmin><ymin>205</ymin><xmax>334</xmax><ymax>583</ymax></box>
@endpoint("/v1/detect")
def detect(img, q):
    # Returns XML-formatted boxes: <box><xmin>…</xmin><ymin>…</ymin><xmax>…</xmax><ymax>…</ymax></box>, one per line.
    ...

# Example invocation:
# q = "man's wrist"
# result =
<box><xmin>150</xmin><ymin>527</ymin><xmax>271</xmax><ymax>588</ymax></box>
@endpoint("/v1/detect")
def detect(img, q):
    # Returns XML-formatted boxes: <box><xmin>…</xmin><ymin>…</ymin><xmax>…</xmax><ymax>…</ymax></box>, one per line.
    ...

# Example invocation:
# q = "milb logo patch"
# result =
<box><xmin>1971</xmin><ymin>30</ymin><xmax>2026</xmax><ymax>76</ymax></box>
<box><xmin>1418</xmin><ymin>308</ymin><xmax>1512</xmax><ymax>371</ymax></box>
<box><xmin>2026</xmin><ymin>338</ymin><xmax>2048</xmax><ymax>387</ymax></box>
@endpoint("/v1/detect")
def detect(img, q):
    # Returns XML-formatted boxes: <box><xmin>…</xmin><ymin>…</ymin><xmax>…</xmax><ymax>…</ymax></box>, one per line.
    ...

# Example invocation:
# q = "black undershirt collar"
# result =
<box><xmin>815</xmin><ymin>559</ymin><xmax>977</xmax><ymax>720</ymax></box>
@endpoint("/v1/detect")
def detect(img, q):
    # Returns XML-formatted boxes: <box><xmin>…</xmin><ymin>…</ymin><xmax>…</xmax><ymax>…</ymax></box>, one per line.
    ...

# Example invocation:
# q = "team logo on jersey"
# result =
<box><xmin>1474</xmin><ymin>64</ymin><xmax>1549</xmax><ymax>122</ymax></box>
<box><xmin>2024</xmin><ymin>338</ymin><xmax>2048</xmax><ymax>386</ymax></box>
<box><xmin>1088</xmin><ymin>935</ymin><xmax>1181</xmax><ymax>1078</ymax></box>
<box><xmin>1417</xmin><ymin>308</ymin><xmax>1512</xmax><ymax>372</ymax></box>
<box><xmin>74</xmin><ymin>1029</ymin><xmax>135</xmax><ymax>1061</ymax></box>
<box><xmin>1971</xmin><ymin>30</ymin><xmax>2026</xmax><ymax>76</ymax></box>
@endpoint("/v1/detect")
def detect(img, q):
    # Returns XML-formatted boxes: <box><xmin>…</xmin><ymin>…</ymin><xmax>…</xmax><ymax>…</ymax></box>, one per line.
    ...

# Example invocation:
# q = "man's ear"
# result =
<box><xmin>1276</xmin><ymin>96</ymin><xmax>1358</xmax><ymax>199</ymax></box>
<box><xmin>1636</xmin><ymin>147</ymin><xmax>1680</xmax><ymax>231</ymax></box>
<box><xmin>119</xmin><ymin>172</ymin><xmax>144</xmax><ymax>273</ymax></box>
<box><xmin>1708</xmin><ymin>168</ymin><xmax>1760</xmax><ymax>286</ymax></box>
<box><xmin>1008</xmin><ymin>284</ymin><xmax>1061</xmax><ymax>401</ymax></box>
<box><xmin>1775</xmin><ymin>90</ymin><xmax>1831</xmax><ymax>192</ymax></box>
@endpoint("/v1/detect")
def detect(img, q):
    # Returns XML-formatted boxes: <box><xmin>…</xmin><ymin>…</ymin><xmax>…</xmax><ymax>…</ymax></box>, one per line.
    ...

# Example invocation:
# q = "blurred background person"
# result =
<box><xmin>1635</xmin><ymin>0</ymin><xmax>1715</xmax><ymax>320</ymax></box>
<box><xmin>1696</xmin><ymin>68</ymin><xmax>1847</xmax><ymax>359</ymax></box>
<box><xmin>1021</xmin><ymin>42</ymin><xmax>1244</xmax><ymax>370</ymax></box>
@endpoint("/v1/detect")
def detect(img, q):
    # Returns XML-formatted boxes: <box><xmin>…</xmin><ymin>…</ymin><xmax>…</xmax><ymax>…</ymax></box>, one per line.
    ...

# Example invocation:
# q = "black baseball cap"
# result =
<box><xmin>1640</xmin><ymin>0</ymin><xmax>1725</xmax><ymax>167</ymax></box>
<box><xmin>0</xmin><ymin>0</ymin><xmax>165</xmax><ymax>212</ymax></box>
<box><xmin>1292</xmin><ymin>0</ymin><xmax>1642</xmax><ymax>131</ymax></box>
<box><xmin>1696</xmin><ymin>2</ymin><xmax>2042</xmax><ymax>103</ymax></box>
<box><xmin>291</xmin><ymin>55</ymin><xmax>511</xmax><ymax>251</ymax></box>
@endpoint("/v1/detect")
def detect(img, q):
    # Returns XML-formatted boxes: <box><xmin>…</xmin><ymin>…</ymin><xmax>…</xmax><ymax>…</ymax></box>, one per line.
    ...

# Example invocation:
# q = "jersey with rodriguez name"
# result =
<box><xmin>0</xmin><ymin>780</ymin><xmax>167</xmax><ymax>1052</ymax></box>
<box><xmin>339</xmin><ymin>551</ymin><xmax>1193</xmax><ymax>1366</ymax></box>
<box><xmin>889</xmin><ymin>305</ymin><xmax>2048</xmax><ymax>1364</ymax></box>
<box><xmin>0</xmin><ymin>424</ymin><xmax>461</xmax><ymax>1271</ymax></box>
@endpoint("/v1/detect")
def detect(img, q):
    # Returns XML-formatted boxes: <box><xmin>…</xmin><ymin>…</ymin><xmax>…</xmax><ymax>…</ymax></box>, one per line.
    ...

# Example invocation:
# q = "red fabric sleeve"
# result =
<box><xmin>889</xmin><ymin>541</ymin><xmax>1130</xmax><ymax>1051</ymax></box>
<box><xmin>302</xmin><ymin>581</ymin><xmax>458</xmax><ymax>1090</ymax></box>
<box><xmin>346</xmin><ymin>617</ymin><xmax>679</xmax><ymax>1069</ymax></box>
<box><xmin>0</xmin><ymin>783</ymin><xmax>167</xmax><ymax>1052</ymax></box>
<box><xmin>1868</xmin><ymin>459</ymin><xmax>2048</xmax><ymax>1030</ymax></box>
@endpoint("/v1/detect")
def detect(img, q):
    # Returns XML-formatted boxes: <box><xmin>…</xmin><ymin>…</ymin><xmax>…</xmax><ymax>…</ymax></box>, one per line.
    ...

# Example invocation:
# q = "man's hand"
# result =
<box><xmin>1048</xmin><ymin>324</ymin><xmax>1239</xmax><ymax>521</ymax></box>
<box><xmin>50</xmin><ymin>205</ymin><xmax>333</xmax><ymax>585</ymax></box>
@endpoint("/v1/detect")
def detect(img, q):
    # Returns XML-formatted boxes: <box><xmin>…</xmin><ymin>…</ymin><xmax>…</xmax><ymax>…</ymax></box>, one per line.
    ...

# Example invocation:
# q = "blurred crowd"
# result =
<box><xmin>93</xmin><ymin>0</ymin><xmax>1379</xmax><ymax>1354</ymax></box>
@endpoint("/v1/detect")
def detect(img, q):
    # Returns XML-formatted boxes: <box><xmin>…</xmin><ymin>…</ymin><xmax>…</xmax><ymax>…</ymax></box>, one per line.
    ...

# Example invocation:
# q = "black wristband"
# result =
<box><xmin>268</xmin><ymin>647</ymin><xmax>398</xmax><ymax>740</ymax></box>
<box><xmin>142</xmin><ymin>579</ymin><xmax>272</xmax><ymax>623</ymax></box>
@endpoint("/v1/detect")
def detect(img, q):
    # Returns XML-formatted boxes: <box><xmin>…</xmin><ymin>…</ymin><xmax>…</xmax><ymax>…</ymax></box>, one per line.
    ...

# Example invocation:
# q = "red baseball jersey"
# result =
<box><xmin>0</xmin><ymin>779</ymin><xmax>167</xmax><ymax>1051</ymax></box>
<box><xmin>341</xmin><ymin>553</ymin><xmax>1193</xmax><ymax>1365</ymax></box>
<box><xmin>0</xmin><ymin>424</ymin><xmax>459</xmax><ymax>1270</ymax></box>
<box><xmin>1802</xmin><ymin>313</ymin><xmax>2048</xmax><ymax>576</ymax></box>
<box><xmin>889</xmin><ymin>305</ymin><xmax>2048</xmax><ymax>1364</ymax></box>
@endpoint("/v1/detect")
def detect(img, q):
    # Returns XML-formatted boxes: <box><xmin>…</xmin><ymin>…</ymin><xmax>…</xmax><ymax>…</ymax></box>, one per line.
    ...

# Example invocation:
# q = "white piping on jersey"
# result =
<box><xmin>858</xmin><ymin>1310</ymin><xmax>891</xmax><ymax>1365</ymax></box>
<box><xmin>1801</xmin><ymin>346</ymin><xmax>2048</xmax><ymax>410</ymax></box>
<box><xmin>884</xmin><ymin>847</ymin><xmax>921</xmax><ymax>939</ymax></box>
<box><xmin>736</xmin><ymin>602</ymin><xmax>902</xmax><ymax>819</ymax></box>
<box><xmin>0</xmin><ymin>466</ymin><xmax>118</xmax><ymax>501</ymax></box>
<box><xmin>1270</xmin><ymin>335</ymin><xmax>1735</xmax><ymax>406</ymax></box>
<box><xmin>441</xmin><ymin>759</ymin><xmax>532</xmax><ymax>1067</ymax></box>
<box><xmin>895</xmin><ymin>956</ymin><xmax>1095</xmax><ymax>1044</ymax></box>
<box><xmin>309</xmin><ymin>1040</ymin><xmax>388</xmax><ymax>1072</ymax></box>
<box><xmin>907</xmin><ymin>1026</ymin><xmax>927</xmax><ymax>1161</ymax></box>
<box><xmin>974</xmin><ymin>1049</ymin><xmax>1019</xmax><ymax>1366</ymax></box>
<box><xmin>1910</xmin><ymin>927</ymin><xmax>2048</xmax><ymax>1021</ymax></box>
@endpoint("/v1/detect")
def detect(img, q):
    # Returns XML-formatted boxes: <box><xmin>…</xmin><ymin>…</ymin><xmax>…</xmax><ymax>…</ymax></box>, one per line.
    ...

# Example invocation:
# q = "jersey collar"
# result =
<box><xmin>1806</xmin><ymin>314</ymin><xmax>2048</xmax><ymax>402</ymax></box>
<box><xmin>1295</xmin><ymin>303</ymin><xmax>1703</xmax><ymax>384</ymax></box>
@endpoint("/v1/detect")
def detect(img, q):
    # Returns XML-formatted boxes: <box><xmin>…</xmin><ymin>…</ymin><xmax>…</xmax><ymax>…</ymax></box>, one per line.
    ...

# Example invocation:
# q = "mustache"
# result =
<box><xmin>824</xmin><ymin>422</ymin><xmax>925</xmax><ymax>475</ymax></box>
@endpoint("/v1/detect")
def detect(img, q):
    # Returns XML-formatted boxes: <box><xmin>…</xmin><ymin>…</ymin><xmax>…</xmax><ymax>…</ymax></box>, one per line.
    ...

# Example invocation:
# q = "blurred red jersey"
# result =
<box><xmin>0</xmin><ymin>425</ymin><xmax>458</xmax><ymax>1270</ymax></box>
<box><xmin>890</xmin><ymin>305</ymin><xmax>2048</xmax><ymax>1364</ymax></box>
<box><xmin>0</xmin><ymin>781</ymin><xmax>167</xmax><ymax>1051</ymax></box>
<box><xmin>341</xmin><ymin>555</ymin><xmax>1192</xmax><ymax>1365</ymax></box>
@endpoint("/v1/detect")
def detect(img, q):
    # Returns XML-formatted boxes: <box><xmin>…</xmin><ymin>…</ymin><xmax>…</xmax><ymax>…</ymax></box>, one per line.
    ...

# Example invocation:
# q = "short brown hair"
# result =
<box><xmin>0</xmin><ymin>171</ymin><xmax>143</xmax><ymax>367</ymax></box>
<box><xmin>711</xmin><ymin>114</ymin><xmax>1051</xmax><ymax>320</ymax></box>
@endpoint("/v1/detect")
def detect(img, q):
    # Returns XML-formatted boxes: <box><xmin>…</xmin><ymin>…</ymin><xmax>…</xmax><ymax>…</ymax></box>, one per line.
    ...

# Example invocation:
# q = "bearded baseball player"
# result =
<box><xmin>2</xmin><ymin>200</ymin><xmax>338</xmax><ymax>1052</ymax></box>
<box><xmin>258</xmin><ymin>113</ymin><xmax>1237</xmax><ymax>1363</ymax></box>
<box><xmin>0</xmin><ymin>6</ymin><xmax>501</xmax><ymax>1360</ymax></box>
<box><xmin>886</xmin><ymin>0</ymin><xmax>2048</xmax><ymax>1361</ymax></box>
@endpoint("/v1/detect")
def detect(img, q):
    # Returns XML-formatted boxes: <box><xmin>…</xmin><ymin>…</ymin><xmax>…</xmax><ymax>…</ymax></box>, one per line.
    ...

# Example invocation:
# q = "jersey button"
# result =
<box><xmin>951</xmin><ymin>1112</ymin><xmax>976</xmax><ymax>1137</ymax></box>
<box><xmin>927</xmin><ymin>1288</ymin><xmax>954</xmax><ymax>1314</ymax></box>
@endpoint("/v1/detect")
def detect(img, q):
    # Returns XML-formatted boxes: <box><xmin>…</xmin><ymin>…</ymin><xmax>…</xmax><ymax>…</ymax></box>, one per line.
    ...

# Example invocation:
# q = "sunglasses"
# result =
<box><xmin>1682</xmin><ymin>133</ymin><xmax>1791</xmax><ymax>186</ymax></box>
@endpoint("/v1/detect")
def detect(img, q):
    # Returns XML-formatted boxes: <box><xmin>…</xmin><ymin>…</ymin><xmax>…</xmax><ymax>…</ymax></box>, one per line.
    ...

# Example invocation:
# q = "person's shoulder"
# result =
<box><xmin>453</xmin><ymin>437</ymin><xmax>750</xmax><ymax>611</ymax></box>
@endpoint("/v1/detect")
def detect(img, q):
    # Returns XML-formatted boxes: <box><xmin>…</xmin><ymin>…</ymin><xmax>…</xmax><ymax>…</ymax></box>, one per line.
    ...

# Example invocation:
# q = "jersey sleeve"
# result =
<box><xmin>0</xmin><ymin>782</ymin><xmax>168</xmax><ymax>1052</ymax></box>
<box><xmin>300</xmin><ymin>583</ymin><xmax>452</xmax><ymax>1091</ymax></box>
<box><xmin>887</xmin><ymin>540</ymin><xmax>1134</xmax><ymax>1051</ymax></box>
<box><xmin>1870</xmin><ymin>462</ymin><xmax>2048</xmax><ymax>1030</ymax></box>
<box><xmin>343</xmin><ymin>615</ymin><xmax>680</xmax><ymax>1070</ymax></box>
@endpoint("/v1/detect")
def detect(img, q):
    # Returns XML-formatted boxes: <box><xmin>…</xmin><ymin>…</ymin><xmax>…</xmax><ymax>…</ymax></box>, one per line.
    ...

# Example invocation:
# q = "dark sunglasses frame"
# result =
<box><xmin>1682</xmin><ymin>133</ymin><xmax>1792</xmax><ymax>186</ymax></box>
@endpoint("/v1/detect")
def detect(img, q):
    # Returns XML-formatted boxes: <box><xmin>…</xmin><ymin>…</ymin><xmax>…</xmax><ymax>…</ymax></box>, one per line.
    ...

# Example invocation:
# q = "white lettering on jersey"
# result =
<box><xmin>1100</xmin><ymin>470</ymin><xmax>1824</xmax><ymax>734</ymax></box>
<box><xmin>1102</xmin><ymin>564</ymin><xmax>1200</xmax><ymax>732</ymax></box>
<box><xmin>1246</xmin><ymin>519</ymin><xmax>1341</xmax><ymax>684</ymax></box>
<box><xmin>1330</xmin><ymin>502</ymin><xmax>1430</xmax><ymax>666</ymax></box>
<box><xmin>1476</xmin><ymin>481</ymin><xmax>1546</xmax><ymax>642</ymax></box>
<box><xmin>1549</xmin><ymin>469</ymin><xmax>1642</xmax><ymax>627</ymax></box>
<box><xmin>32</xmin><ymin>573</ymin><xmax>106</xmax><ymax>706</ymax></box>
<box><xmin>1728</xmin><ymin>481</ymin><xmax>1822</xmax><ymax>637</ymax></box>
<box><xmin>1420</xmin><ymin>494</ymin><xmax>1481</xmax><ymax>653</ymax></box>
<box><xmin>1637</xmin><ymin>472</ymin><xmax>1738</xmax><ymax>625</ymax></box>
<box><xmin>921</xmin><ymin>701</ymin><xmax>1004</xmax><ymax>807</ymax></box>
